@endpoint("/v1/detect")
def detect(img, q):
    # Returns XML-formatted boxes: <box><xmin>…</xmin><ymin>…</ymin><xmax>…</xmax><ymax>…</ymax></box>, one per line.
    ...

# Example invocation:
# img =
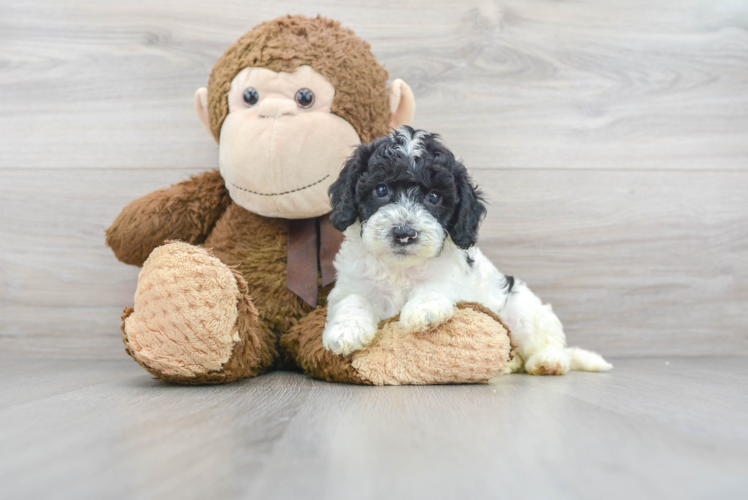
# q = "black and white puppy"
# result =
<box><xmin>323</xmin><ymin>126</ymin><xmax>611</xmax><ymax>375</ymax></box>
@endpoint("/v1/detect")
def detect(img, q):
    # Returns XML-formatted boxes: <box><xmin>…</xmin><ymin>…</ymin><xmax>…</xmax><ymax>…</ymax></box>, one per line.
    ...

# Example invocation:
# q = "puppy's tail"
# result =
<box><xmin>567</xmin><ymin>347</ymin><xmax>613</xmax><ymax>372</ymax></box>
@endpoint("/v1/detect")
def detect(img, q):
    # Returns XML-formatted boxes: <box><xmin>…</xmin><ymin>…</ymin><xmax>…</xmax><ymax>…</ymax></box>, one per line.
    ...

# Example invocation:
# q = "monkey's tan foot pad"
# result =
<box><xmin>282</xmin><ymin>302</ymin><xmax>513</xmax><ymax>386</ymax></box>
<box><xmin>122</xmin><ymin>241</ymin><xmax>274</xmax><ymax>384</ymax></box>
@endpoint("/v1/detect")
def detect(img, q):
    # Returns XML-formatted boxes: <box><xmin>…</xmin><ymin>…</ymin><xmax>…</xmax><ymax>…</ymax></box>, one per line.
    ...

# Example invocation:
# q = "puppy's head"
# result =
<box><xmin>329</xmin><ymin>126</ymin><xmax>486</xmax><ymax>266</ymax></box>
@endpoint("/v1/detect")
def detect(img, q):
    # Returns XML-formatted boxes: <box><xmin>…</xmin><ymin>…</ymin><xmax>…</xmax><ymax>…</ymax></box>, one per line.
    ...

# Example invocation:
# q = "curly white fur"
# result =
<box><xmin>323</xmin><ymin>221</ymin><xmax>612</xmax><ymax>375</ymax></box>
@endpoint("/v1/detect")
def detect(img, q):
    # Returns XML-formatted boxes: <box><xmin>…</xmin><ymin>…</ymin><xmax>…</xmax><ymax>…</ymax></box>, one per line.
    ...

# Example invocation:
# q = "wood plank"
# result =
<box><xmin>1</xmin><ymin>0</ymin><xmax>747</xmax><ymax>170</ymax></box>
<box><xmin>0</xmin><ymin>358</ymin><xmax>138</xmax><ymax>410</ymax></box>
<box><xmin>1</xmin><ymin>168</ymin><xmax>746</xmax><ymax>358</ymax></box>
<box><xmin>0</xmin><ymin>358</ymin><xmax>746</xmax><ymax>499</ymax></box>
<box><xmin>475</xmin><ymin>168</ymin><xmax>748</xmax><ymax>356</ymax></box>
<box><xmin>0</xmin><ymin>169</ymin><xmax>201</xmax><ymax>358</ymax></box>
<box><xmin>0</xmin><ymin>361</ymin><xmax>315</xmax><ymax>500</ymax></box>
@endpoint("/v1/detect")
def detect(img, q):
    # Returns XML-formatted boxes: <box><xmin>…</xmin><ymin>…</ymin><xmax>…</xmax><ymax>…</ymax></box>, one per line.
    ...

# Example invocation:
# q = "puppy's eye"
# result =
<box><xmin>295</xmin><ymin>88</ymin><xmax>315</xmax><ymax>108</ymax></box>
<box><xmin>428</xmin><ymin>191</ymin><xmax>441</xmax><ymax>204</ymax></box>
<box><xmin>375</xmin><ymin>184</ymin><xmax>389</xmax><ymax>198</ymax></box>
<box><xmin>243</xmin><ymin>87</ymin><xmax>259</xmax><ymax>106</ymax></box>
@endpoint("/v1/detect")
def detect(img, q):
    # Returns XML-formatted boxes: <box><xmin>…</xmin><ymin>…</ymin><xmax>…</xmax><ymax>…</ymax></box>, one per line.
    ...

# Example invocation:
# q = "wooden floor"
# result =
<box><xmin>0</xmin><ymin>357</ymin><xmax>746</xmax><ymax>499</ymax></box>
<box><xmin>2</xmin><ymin>1</ymin><xmax>747</xmax><ymax>498</ymax></box>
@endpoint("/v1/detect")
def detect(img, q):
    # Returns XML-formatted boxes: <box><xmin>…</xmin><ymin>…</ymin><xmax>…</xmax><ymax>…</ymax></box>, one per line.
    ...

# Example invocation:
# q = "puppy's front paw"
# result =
<box><xmin>400</xmin><ymin>294</ymin><xmax>455</xmax><ymax>332</ymax></box>
<box><xmin>323</xmin><ymin>316</ymin><xmax>378</xmax><ymax>356</ymax></box>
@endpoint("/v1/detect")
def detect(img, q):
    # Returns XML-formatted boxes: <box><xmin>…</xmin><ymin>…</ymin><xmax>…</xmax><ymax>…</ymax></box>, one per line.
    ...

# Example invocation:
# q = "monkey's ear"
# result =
<box><xmin>388</xmin><ymin>79</ymin><xmax>415</xmax><ymax>128</ymax></box>
<box><xmin>329</xmin><ymin>143</ymin><xmax>374</xmax><ymax>232</ymax></box>
<box><xmin>194</xmin><ymin>88</ymin><xmax>213</xmax><ymax>135</ymax></box>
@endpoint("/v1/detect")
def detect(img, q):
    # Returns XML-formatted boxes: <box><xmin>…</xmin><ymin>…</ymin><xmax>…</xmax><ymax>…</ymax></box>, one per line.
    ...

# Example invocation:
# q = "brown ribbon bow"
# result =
<box><xmin>286</xmin><ymin>214</ymin><xmax>344</xmax><ymax>308</ymax></box>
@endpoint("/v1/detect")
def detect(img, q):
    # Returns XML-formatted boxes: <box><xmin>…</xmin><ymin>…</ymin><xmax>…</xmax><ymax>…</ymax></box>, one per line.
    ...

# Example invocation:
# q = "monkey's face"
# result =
<box><xmin>217</xmin><ymin>65</ymin><xmax>361</xmax><ymax>219</ymax></box>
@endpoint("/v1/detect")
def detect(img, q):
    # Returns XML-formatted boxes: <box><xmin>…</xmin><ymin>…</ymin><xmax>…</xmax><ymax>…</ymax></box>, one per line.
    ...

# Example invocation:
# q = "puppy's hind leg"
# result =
<box><xmin>503</xmin><ymin>351</ymin><xmax>525</xmax><ymax>374</ymax></box>
<box><xmin>525</xmin><ymin>345</ymin><xmax>612</xmax><ymax>375</ymax></box>
<box><xmin>520</xmin><ymin>303</ymin><xmax>572</xmax><ymax>376</ymax></box>
<box><xmin>502</xmin><ymin>281</ymin><xmax>612</xmax><ymax>375</ymax></box>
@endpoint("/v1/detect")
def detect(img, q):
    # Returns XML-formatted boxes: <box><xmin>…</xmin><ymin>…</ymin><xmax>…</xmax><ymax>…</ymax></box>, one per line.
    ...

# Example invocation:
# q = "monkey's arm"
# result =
<box><xmin>106</xmin><ymin>169</ymin><xmax>232</xmax><ymax>266</ymax></box>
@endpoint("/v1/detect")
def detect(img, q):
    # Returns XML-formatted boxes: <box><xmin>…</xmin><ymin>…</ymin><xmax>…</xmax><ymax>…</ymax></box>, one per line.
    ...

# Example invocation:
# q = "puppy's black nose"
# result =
<box><xmin>393</xmin><ymin>226</ymin><xmax>418</xmax><ymax>245</ymax></box>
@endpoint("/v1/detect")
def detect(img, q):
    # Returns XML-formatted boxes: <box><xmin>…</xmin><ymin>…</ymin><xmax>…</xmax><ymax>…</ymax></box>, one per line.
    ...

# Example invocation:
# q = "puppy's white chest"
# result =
<box><xmin>363</xmin><ymin>268</ymin><xmax>425</xmax><ymax>319</ymax></box>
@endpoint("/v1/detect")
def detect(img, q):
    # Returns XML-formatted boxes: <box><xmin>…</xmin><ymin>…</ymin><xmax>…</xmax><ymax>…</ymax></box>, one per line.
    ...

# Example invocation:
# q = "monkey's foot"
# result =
<box><xmin>282</xmin><ymin>302</ymin><xmax>513</xmax><ymax>386</ymax></box>
<box><xmin>122</xmin><ymin>241</ymin><xmax>276</xmax><ymax>384</ymax></box>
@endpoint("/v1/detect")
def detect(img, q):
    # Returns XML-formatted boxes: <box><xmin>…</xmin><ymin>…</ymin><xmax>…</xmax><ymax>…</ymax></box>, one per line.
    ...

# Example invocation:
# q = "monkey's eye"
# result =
<box><xmin>243</xmin><ymin>87</ymin><xmax>259</xmax><ymax>106</ymax></box>
<box><xmin>295</xmin><ymin>88</ymin><xmax>315</xmax><ymax>108</ymax></box>
<box><xmin>427</xmin><ymin>191</ymin><xmax>441</xmax><ymax>204</ymax></box>
<box><xmin>375</xmin><ymin>184</ymin><xmax>389</xmax><ymax>198</ymax></box>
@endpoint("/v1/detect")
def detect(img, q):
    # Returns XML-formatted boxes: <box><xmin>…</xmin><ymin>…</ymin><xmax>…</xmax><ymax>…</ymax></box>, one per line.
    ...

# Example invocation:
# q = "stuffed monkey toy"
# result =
<box><xmin>106</xmin><ymin>15</ymin><xmax>512</xmax><ymax>385</ymax></box>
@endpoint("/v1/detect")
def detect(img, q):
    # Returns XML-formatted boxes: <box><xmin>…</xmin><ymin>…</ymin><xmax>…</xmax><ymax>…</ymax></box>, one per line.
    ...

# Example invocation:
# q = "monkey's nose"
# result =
<box><xmin>257</xmin><ymin>98</ymin><xmax>298</xmax><ymax>118</ymax></box>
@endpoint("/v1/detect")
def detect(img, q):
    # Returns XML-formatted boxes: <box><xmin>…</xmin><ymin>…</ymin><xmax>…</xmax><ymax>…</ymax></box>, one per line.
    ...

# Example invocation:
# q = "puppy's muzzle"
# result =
<box><xmin>392</xmin><ymin>225</ymin><xmax>418</xmax><ymax>246</ymax></box>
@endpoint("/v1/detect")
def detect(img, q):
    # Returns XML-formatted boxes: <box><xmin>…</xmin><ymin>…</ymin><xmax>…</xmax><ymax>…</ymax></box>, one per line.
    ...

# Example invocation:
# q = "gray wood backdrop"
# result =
<box><xmin>1</xmin><ymin>0</ymin><xmax>746</xmax><ymax>359</ymax></box>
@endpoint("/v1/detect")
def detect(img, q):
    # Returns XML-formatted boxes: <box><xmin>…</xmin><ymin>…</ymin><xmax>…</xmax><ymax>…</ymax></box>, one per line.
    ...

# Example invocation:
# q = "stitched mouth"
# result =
<box><xmin>229</xmin><ymin>174</ymin><xmax>330</xmax><ymax>197</ymax></box>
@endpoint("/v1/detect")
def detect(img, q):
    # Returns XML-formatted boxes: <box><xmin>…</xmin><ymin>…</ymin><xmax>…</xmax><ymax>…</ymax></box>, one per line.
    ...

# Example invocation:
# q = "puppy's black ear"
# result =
<box><xmin>329</xmin><ymin>142</ymin><xmax>373</xmax><ymax>232</ymax></box>
<box><xmin>449</xmin><ymin>164</ymin><xmax>486</xmax><ymax>249</ymax></box>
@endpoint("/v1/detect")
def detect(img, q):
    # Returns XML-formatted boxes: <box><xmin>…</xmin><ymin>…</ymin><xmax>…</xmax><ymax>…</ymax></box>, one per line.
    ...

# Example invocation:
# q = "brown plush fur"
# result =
<box><xmin>451</xmin><ymin>302</ymin><xmax>516</xmax><ymax>351</ymax></box>
<box><xmin>109</xmin><ymin>172</ymin><xmax>514</xmax><ymax>385</ymax></box>
<box><xmin>108</xmin><ymin>15</ymin><xmax>512</xmax><ymax>385</ymax></box>
<box><xmin>281</xmin><ymin>307</ymin><xmax>368</xmax><ymax>384</ymax></box>
<box><xmin>108</xmin><ymin>171</ymin><xmax>330</xmax><ymax>383</ymax></box>
<box><xmin>120</xmin><ymin>245</ymin><xmax>277</xmax><ymax>385</ymax></box>
<box><xmin>281</xmin><ymin>303</ymin><xmax>514</xmax><ymax>385</ymax></box>
<box><xmin>217</xmin><ymin>269</ymin><xmax>278</xmax><ymax>382</ymax></box>
<box><xmin>207</xmin><ymin>15</ymin><xmax>392</xmax><ymax>144</ymax></box>
<box><xmin>106</xmin><ymin>170</ymin><xmax>231</xmax><ymax>266</ymax></box>
<box><xmin>105</xmin><ymin>169</ymin><xmax>320</xmax><ymax>337</ymax></box>
<box><xmin>203</xmin><ymin>202</ymin><xmax>312</xmax><ymax>335</ymax></box>
<box><xmin>352</xmin><ymin>303</ymin><xmax>513</xmax><ymax>385</ymax></box>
